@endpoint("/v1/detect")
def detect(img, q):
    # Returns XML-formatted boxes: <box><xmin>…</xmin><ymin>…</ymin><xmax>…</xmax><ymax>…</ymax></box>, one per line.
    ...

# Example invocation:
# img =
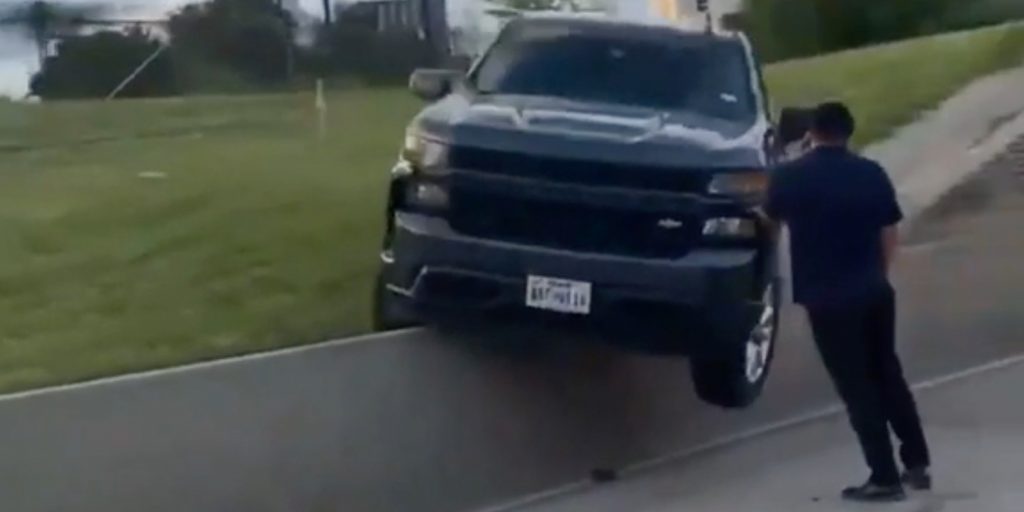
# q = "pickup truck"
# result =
<box><xmin>373</xmin><ymin>15</ymin><xmax>806</xmax><ymax>408</ymax></box>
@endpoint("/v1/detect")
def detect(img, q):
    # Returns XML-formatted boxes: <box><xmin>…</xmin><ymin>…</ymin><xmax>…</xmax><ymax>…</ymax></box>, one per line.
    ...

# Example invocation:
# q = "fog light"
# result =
<box><xmin>406</xmin><ymin>182</ymin><xmax>449</xmax><ymax>209</ymax></box>
<box><xmin>703</xmin><ymin>217</ymin><xmax>757</xmax><ymax>238</ymax></box>
<box><xmin>391</xmin><ymin>160</ymin><xmax>414</xmax><ymax>177</ymax></box>
<box><xmin>708</xmin><ymin>171</ymin><xmax>768</xmax><ymax>199</ymax></box>
<box><xmin>402</xmin><ymin>135</ymin><xmax>449</xmax><ymax>176</ymax></box>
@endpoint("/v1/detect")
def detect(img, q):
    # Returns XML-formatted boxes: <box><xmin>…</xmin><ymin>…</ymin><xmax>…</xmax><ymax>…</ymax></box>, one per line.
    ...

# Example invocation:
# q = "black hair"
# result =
<box><xmin>811</xmin><ymin>101</ymin><xmax>856</xmax><ymax>141</ymax></box>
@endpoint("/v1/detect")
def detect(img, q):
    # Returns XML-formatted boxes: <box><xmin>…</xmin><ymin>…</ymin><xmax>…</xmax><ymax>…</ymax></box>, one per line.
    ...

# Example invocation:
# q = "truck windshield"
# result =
<box><xmin>472</xmin><ymin>22</ymin><xmax>757</xmax><ymax>122</ymax></box>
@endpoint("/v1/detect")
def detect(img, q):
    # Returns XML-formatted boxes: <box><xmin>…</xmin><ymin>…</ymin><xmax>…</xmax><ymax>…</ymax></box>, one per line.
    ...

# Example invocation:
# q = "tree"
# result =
<box><xmin>315</xmin><ymin>20</ymin><xmax>436</xmax><ymax>85</ymax></box>
<box><xmin>168</xmin><ymin>0</ymin><xmax>298</xmax><ymax>87</ymax></box>
<box><xmin>0</xmin><ymin>1</ymin><xmax>112</xmax><ymax>68</ymax></box>
<box><xmin>30</xmin><ymin>28</ymin><xmax>177</xmax><ymax>99</ymax></box>
<box><xmin>741</xmin><ymin>0</ymin><xmax>961</xmax><ymax>61</ymax></box>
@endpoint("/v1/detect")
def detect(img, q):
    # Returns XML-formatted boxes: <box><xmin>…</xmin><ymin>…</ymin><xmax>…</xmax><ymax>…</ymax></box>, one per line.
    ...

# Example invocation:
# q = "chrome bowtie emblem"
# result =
<box><xmin>657</xmin><ymin>218</ymin><xmax>684</xmax><ymax>229</ymax></box>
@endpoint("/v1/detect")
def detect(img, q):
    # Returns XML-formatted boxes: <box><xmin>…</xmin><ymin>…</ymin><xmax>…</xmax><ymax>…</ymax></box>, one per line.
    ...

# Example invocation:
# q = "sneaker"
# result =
<box><xmin>841</xmin><ymin>482</ymin><xmax>907</xmax><ymax>503</ymax></box>
<box><xmin>902</xmin><ymin>467</ymin><xmax>933</xmax><ymax>491</ymax></box>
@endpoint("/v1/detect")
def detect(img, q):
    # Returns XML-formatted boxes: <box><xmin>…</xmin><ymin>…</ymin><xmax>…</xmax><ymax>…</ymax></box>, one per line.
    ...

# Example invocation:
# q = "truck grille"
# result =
<box><xmin>449</xmin><ymin>146</ymin><xmax>709</xmax><ymax>193</ymax></box>
<box><xmin>450</xmin><ymin>188</ymin><xmax>700</xmax><ymax>258</ymax></box>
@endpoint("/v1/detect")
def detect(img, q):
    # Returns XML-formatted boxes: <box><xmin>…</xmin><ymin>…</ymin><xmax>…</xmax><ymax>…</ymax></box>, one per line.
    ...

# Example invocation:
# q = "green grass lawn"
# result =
<box><xmin>767</xmin><ymin>22</ymin><xmax>1024</xmax><ymax>146</ymax></box>
<box><xmin>2</xmin><ymin>23</ymin><xmax>1024</xmax><ymax>393</ymax></box>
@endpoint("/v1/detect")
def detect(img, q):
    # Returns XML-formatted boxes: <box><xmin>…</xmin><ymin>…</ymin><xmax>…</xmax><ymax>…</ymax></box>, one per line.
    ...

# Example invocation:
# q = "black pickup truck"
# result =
<box><xmin>373</xmin><ymin>15</ymin><xmax>805</xmax><ymax>408</ymax></box>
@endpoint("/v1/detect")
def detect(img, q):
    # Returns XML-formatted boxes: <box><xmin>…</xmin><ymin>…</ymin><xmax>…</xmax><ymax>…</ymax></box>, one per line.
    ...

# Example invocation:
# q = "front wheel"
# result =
<box><xmin>691</xmin><ymin>281</ymin><xmax>780</xmax><ymax>409</ymax></box>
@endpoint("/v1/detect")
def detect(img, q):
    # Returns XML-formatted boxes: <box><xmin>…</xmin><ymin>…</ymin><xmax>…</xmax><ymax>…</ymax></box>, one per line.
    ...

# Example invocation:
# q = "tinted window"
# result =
<box><xmin>473</xmin><ymin>21</ymin><xmax>756</xmax><ymax>121</ymax></box>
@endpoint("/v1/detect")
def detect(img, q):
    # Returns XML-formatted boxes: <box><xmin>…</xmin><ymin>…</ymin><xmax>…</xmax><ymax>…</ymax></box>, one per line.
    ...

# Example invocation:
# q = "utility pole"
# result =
<box><xmin>275</xmin><ymin>0</ymin><xmax>295</xmax><ymax>81</ymax></box>
<box><xmin>697</xmin><ymin>0</ymin><xmax>712</xmax><ymax>32</ymax></box>
<box><xmin>322</xmin><ymin>0</ymin><xmax>332</xmax><ymax>26</ymax></box>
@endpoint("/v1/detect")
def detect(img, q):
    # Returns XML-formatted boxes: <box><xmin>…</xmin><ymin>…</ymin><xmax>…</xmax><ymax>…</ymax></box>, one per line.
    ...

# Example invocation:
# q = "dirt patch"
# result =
<box><xmin>970</xmin><ymin>108</ymin><xmax>1024</xmax><ymax>149</ymax></box>
<box><xmin>906</xmin><ymin>133</ymin><xmax>1024</xmax><ymax>245</ymax></box>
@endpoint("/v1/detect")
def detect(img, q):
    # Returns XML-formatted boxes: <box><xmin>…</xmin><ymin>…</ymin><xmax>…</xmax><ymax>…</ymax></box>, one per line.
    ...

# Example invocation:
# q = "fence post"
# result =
<box><xmin>316</xmin><ymin>78</ymin><xmax>328</xmax><ymax>140</ymax></box>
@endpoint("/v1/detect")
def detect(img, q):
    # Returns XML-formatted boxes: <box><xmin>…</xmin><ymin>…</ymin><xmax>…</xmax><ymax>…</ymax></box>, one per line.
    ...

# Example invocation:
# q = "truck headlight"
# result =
<box><xmin>405</xmin><ymin>182</ymin><xmax>450</xmax><ymax>210</ymax></box>
<box><xmin>400</xmin><ymin>133</ymin><xmax>449</xmax><ymax>176</ymax></box>
<box><xmin>708</xmin><ymin>171</ymin><xmax>768</xmax><ymax>199</ymax></box>
<box><xmin>703</xmin><ymin>217</ymin><xmax>757</xmax><ymax>238</ymax></box>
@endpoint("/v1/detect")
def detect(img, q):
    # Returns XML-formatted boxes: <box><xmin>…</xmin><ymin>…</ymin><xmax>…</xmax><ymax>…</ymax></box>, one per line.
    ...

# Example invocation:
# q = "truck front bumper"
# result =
<box><xmin>381</xmin><ymin>212</ymin><xmax>772</xmax><ymax>356</ymax></box>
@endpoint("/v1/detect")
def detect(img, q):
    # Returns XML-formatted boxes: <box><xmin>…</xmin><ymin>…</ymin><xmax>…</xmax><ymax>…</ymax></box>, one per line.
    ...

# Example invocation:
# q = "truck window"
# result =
<box><xmin>472</xmin><ymin>22</ymin><xmax>756</xmax><ymax>122</ymax></box>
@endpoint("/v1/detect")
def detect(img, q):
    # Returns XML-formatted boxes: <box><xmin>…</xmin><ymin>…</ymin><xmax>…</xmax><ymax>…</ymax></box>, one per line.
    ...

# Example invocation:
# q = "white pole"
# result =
<box><xmin>106</xmin><ymin>43</ymin><xmax>169</xmax><ymax>101</ymax></box>
<box><xmin>316</xmin><ymin>78</ymin><xmax>328</xmax><ymax>140</ymax></box>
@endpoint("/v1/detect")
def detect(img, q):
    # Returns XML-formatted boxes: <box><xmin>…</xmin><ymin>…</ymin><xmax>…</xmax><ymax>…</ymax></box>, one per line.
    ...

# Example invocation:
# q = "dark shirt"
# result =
<box><xmin>765</xmin><ymin>146</ymin><xmax>903</xmax><ymax>307</ymax></box>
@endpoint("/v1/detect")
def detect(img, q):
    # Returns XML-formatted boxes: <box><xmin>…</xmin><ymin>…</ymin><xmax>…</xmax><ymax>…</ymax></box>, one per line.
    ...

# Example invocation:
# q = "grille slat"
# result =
<box><xmin>449</xmin><ymin>146</ymin><xmax>709</xmax><ymax>193</ymax></box>
<box><xmin>451</xmin><ymin>188</ymin><xmax>699</xmax><ymax>258</ymax></box>
<box><xmin>447</xmin><ymin>146</ymin><xmax>706</xmax><ymax>258</ymax></box>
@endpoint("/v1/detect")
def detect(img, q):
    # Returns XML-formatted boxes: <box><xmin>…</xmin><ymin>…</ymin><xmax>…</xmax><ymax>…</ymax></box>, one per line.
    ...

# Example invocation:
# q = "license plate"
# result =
<box><xmin>525</xmin><ymin>276</ymin><xmax>592</xmax><ymax>315</ymax></box>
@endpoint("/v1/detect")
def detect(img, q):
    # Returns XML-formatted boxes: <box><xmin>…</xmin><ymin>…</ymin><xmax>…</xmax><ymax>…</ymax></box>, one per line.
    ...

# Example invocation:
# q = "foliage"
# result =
<box><xmin>29</xmin><ymin>28</ymin><xmax>178</xmax><ymax>99</ymax></box>
<box><xmin>167</xmin><ymin>0</ymin><xmax>297</xmax><ymax>87</ymax></box>
<box><xmin>313</xmin><ymin>16</ymin><xmax>437</xmax><ymax>85</ymax></box>
<box><xmin>740</xmin><ymin>0</ymin><xmax>987</xmax><ymax>61</ymax></box>
<box><xmin>941</xmin><ymin>0</ymin><xmax>1024</xmax><ymax>30</ymax></box>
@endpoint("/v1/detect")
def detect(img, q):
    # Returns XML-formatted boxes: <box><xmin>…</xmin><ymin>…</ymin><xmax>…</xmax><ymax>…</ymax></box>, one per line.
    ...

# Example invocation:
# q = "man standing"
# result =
<box><xmin>764</xmin><ymin>102</ymin><xmax>932</xmax><ymax>502</ymax></box>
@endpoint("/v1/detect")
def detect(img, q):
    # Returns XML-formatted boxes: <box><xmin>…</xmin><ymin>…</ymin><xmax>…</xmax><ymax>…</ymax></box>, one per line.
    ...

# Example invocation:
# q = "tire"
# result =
<box><xmin>691</xmin><ymin>281</ymin><xmax>781</xmax><ymax>409</ymax></box>
<box><xmin>372</xmin><ymin>271</ymin><xmax>418</xmax><ymax>332</ymax></box>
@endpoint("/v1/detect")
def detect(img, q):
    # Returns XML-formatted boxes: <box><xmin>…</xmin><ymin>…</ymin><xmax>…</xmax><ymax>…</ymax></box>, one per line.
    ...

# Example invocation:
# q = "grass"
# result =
<box><xmin>767</xmin><ymin>22</ymin><xmax>1024</xmax><ymax>146</ymax></box>
<box><xmin>0</xmin><ymin>91</ymin><xmax>421</xmax><ymax>391</ymax></box>
<box><xmin>2</xmin><ymin>23</ymin><xmax>1024</xmax><ymax>393</ymax></box>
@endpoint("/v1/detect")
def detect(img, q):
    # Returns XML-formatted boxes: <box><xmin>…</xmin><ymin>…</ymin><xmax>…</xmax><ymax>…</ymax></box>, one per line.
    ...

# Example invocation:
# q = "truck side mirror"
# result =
<box><xmin>409</xmin><ymin>69</ymin><xmax>461</xmax><ymax>102</ymax></box>
<box><xmin>777</xmin><ymin>107</ymin><xmax>814</xmax><ymax>147</ymax></box>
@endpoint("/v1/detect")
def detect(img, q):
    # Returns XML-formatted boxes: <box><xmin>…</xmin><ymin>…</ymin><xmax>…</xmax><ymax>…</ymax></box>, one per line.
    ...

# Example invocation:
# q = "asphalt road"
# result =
<box><xmin>505</xmin><ymin>135</ymin><xmax>1024</xmax><ymax>512</ymax></box>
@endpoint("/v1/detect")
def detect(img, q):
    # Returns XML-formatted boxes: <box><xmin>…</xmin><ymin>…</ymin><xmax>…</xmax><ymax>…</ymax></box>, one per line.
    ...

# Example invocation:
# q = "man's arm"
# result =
<box><xmin>760</xmin><ymin>165</ymin><xmax>790</xmax><ymax>226</ymax></box>
<box><xmin>874</xmin><ymin>163</ymin><xmax>903</xmax><ymax>274</ymax></box>
<box><xmin>882</xmin><ymin>225</ymin><xmax>899</xmax><ymax>274</ymax></box>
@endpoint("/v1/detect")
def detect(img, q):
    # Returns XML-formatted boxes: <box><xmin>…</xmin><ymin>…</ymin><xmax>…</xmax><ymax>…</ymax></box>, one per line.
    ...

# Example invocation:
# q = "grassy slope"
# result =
<box><xmin>0</xmin><ymin>92</ymin><xmax>420</xmax><ymax>391</ymax></box>
<box><xmin>767</xmin><ymin>23</ymin><xmax>1024</xmax><ymax>146</ymax></box>
<box><xmin>1</xmin><ymin>24</ymin><xmax>1024</xmax><ymax>393</ymax></box>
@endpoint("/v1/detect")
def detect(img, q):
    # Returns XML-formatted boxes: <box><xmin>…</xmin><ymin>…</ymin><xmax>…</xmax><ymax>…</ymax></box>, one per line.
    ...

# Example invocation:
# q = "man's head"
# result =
<box><xmin>809</xmin><ymin>101</ymin><xmax>856</xmax><ymax>146</ymax></box>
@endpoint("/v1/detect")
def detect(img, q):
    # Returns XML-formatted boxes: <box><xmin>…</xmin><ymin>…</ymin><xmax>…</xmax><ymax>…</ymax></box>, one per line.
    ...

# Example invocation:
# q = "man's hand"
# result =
<box><xmin>752</xmin><ymin>206</ymin><xmax>781</xmax><ymax>241</ymax></box>
<box><xmin>752</xmin><ymin>206</ymin><xmax>769</xmax><ymax>222</ymax></box>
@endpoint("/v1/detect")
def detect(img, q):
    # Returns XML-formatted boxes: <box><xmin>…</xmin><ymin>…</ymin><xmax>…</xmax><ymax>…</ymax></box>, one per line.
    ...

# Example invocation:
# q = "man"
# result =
<box><xmin>764</xmin><ymin>102</ymin><xmax>932</xmax><ymax>502</ymax></box>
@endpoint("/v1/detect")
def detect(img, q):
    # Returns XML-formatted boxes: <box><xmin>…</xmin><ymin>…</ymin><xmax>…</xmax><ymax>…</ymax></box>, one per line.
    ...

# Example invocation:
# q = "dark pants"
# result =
<box><xmin>807</xmin><ymin>285</ymin><xmax>931</xmax><ymax>486</ymax></box>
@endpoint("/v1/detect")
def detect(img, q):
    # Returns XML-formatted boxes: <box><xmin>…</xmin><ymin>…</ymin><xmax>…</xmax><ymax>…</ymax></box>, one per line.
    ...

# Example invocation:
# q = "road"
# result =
<box><xmin>506</xmin><ymin>134</ymin><xmax>1024</xmax><ymax>511</ymax></box>
<box><xmin>511</xmin><ymin>359</ymin><xmax>1024</xmax><ymax>512</ymax></box>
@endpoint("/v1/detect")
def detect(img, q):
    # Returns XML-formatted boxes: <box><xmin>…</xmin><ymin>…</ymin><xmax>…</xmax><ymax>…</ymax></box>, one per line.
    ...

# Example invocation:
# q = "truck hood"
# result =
<box><xmin>416</xmin><ymin>93</ymin><xmax>770</xmax><ymax>169</ymax></box>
